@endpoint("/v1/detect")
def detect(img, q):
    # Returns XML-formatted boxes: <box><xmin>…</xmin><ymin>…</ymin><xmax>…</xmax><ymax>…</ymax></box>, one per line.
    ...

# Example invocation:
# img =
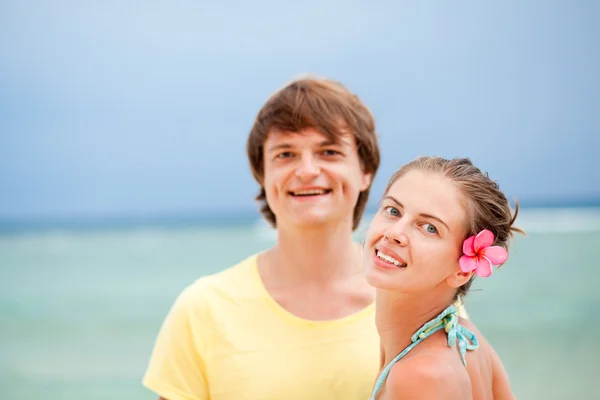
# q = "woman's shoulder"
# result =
<box><xmin>386</xmin><ymin>349</ymin><xmax>472</xmax><ymax>399</ymax></box>
<box><xmin>458</xmin><ymin>318</ymin><xmax>514</xmax><ymax>399</ymax></box>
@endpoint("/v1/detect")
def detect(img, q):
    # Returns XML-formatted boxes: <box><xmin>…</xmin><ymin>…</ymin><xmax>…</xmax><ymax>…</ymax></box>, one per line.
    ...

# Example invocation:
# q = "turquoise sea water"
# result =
<box><xmin>1</xmin><ymin>208</ymin><xmax>599</xmax><ymax>399</ymax></box>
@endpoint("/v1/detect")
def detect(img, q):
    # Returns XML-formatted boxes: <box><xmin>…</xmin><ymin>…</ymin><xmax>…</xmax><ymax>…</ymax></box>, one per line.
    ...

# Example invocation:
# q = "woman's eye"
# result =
<box><xmin>322</xmin><ymin>149</ymin><xmax>340</xmax><ymax>156</ymax></box>
<box><xmin>423</xmin><ymin>223</ymin><xmax>438</xmax><ymax>234</ymax></box>
<box><xmin>384</xmin><ymin>206</ymin><xmax>399</xmax><ymax>217</ymax></box>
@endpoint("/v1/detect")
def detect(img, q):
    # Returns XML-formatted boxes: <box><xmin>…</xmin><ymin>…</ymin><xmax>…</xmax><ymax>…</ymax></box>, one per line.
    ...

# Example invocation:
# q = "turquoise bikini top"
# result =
<box><xmin>369</xmin><ymin>304</ymin><xmax>479</xmax><ymax>400</ymax></box>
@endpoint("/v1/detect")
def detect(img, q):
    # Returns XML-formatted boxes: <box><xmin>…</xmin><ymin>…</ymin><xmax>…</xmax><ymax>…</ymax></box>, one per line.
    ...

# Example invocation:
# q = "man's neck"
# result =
<box><xmin>264</xmin><ymin>219</ymin><xmax>363</xmax><ymax>285</ymax></box>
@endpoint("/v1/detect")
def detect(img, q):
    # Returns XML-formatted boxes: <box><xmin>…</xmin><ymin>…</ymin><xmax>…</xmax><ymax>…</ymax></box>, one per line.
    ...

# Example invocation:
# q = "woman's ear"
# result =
<box><xmin>446</xmin><ymin>267</ymin><xmax>474</xmax><ymax>289</ymax></box>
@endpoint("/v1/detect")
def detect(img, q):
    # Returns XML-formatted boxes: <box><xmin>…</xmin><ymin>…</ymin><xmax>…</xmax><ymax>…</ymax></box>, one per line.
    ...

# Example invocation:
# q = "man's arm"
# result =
<box><xmin>143</xmin><ymin>285</ymin><xmax>210</xmax><ymax>400</ymax></box>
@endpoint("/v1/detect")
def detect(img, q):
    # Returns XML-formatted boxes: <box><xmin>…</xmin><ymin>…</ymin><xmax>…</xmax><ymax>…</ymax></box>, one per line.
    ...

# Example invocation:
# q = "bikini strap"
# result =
<box><xmin>369</xmin><ymin>305</ymin><xmax>479</xmax><ymax>400</ymax></box>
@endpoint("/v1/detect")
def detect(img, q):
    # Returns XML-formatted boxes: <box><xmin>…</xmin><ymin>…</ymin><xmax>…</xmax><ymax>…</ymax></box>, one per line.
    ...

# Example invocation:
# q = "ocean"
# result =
<box><xmin>1</xmin><ymin>207</ymin><xmax>599</xmax><ymax>399</ymax></box>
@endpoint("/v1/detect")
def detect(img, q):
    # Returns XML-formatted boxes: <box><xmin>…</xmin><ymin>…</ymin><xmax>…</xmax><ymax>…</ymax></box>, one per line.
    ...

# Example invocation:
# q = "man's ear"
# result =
<box><xmin>360</xmin><ymin>172</ymin><xmax>372</xmax><ymax>192</ymax></box>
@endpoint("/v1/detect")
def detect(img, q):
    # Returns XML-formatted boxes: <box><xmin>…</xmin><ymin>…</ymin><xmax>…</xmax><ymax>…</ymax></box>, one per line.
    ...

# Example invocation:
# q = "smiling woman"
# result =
<box><xmin>364</xmin><ymin>156</ymin><xmax>524</xmax><ymax>400</ymax></box>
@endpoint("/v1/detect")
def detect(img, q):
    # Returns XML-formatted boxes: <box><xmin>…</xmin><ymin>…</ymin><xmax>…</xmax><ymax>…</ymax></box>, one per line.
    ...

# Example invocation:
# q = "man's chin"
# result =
<box><xmin>288</xmin><ymin>212</ymin><xmax>338</xmax><ymax>228</ymax></box>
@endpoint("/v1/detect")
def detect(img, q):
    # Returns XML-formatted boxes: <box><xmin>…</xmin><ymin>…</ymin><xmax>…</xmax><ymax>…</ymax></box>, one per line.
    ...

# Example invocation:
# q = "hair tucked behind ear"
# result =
<box><xmin>382</xmin><ymin>156</ymin><xmax>525</xmax><ymax>300</ymax></box>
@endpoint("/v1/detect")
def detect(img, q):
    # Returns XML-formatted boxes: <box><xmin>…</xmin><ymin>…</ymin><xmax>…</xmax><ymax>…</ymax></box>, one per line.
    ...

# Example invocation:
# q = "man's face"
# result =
<box><xmin>262</xmin><ymin>128</ymin><xmax>371</xmax><ymax>230</ymax></box>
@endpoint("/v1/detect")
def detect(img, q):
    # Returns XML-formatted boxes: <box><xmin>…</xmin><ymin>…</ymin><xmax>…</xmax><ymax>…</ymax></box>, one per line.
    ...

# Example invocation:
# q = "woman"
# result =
<box><xmin>364</xmin><ymin>156</ymin><xmax>522</xmax><ymax>399</ymax></box>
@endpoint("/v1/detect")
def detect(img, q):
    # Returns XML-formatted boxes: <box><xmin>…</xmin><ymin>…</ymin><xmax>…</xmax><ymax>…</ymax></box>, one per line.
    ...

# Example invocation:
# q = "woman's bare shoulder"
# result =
<box><xmin>460</xmin><ymin>318</ymin><xmax>516</xmax><ymax>400</ymax></box>
<box><xmin>385</xmin><ymin>352</ymin><xmax>471</xmax><ymax>399</ymax></box>
<box><xmin>489</xmin><ymin>346</ymin><xmax>517</xmax><ymax>400</ymax></box>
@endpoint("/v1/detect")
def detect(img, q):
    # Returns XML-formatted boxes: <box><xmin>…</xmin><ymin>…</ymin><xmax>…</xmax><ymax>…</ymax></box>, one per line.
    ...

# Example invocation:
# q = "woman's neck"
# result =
<box><xmin>376</xmin><ymin>288</ymin><xmax>455</xmax><ymax>366</ymax></box>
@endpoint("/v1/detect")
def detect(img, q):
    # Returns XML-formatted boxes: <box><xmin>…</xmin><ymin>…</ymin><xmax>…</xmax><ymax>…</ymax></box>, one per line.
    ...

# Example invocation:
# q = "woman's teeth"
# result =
<box><xmin>376</xmin><ymin>250</ymin><xmax>407</xmax><ymax>267</ymax></box>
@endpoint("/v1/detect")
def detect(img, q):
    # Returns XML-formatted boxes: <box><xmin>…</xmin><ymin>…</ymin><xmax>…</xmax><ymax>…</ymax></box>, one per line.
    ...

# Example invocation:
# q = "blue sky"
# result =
<box><xmin>1</xmin><ymin>1</ymin><xmax>598</xmax><ymax>221</ymax></box>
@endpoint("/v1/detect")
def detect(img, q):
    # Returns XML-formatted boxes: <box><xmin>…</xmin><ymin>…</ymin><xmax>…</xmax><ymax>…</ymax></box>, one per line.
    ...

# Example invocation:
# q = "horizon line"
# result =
<box><xmin>1</xmin><ymin>197</ymin><xmax>599</xmax><ymax>234</ymax></box>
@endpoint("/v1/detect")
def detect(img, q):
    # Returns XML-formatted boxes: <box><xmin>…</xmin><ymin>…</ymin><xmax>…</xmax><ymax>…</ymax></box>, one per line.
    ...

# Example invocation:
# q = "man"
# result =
<box><xmin>143</xmin><ymin>75</ymin><xmax>382</xmax><ymax>399</ymax></box>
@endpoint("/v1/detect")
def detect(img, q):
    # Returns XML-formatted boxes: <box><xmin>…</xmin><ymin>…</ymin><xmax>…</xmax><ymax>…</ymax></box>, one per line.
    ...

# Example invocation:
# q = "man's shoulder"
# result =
<box><xmin>178</xmin><ymin>252</ymin><xmax>262</xmax><ymax>305</ymax></box>
<box><xmin>195</xmin><ymin>252</ymin><xmax>259</xmax><ymax>285</ymax></box>
<box><xmin>150</xmin><ymin>253</ymin><xmax>263</xmax><ymax>353</ymax></box>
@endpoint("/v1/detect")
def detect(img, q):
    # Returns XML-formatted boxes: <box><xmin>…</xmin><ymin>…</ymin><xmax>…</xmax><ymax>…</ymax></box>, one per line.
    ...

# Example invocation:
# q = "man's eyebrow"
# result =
<box><xmin>266</xmin><ymin>138</ymin><xmax>345</xmax><ymax>153</ymax></box>
<box><xmin>382</xmin><ymin>195</ymin><xmax>450</xmax><ymax>231</ymax></box>
<box><xmin>319</xmin><ymin>139</ymin><xmax>346</xmax><ymax>147</ymax></box>
<box><xmin>266</xmin><ymin>143</ymin><xmax>292</xmax><ymax>153</ymax></box>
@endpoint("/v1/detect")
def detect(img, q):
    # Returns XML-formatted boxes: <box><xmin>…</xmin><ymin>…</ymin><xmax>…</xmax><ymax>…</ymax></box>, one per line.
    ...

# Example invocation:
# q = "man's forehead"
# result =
<box><xmin>265</xmin><ymin>128</ymin><xmax>354</xmax><ymax>147</ymax></box>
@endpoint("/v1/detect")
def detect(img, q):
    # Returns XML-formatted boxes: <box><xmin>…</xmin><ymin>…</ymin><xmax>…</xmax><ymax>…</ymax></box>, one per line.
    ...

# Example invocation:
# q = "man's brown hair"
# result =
<box><xmin>246</xmin><ymin>76</ymin><xmax>381</xmax><ymax>230</ymax></box>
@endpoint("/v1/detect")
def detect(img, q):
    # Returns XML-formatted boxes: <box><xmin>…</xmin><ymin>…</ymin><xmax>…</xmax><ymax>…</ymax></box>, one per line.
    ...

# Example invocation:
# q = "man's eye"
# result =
<box><xmin>277</xmin><ymin>152</ymin><xmax>293</xmax><ymax>159</ymax></box>
<box><xmin>322</xmin><ymin>149</ymin><xmax>340</xmax><ymax>156</ymax></box>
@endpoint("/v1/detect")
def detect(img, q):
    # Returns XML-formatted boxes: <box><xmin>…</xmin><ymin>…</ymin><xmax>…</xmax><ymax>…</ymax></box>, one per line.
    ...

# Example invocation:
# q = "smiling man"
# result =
<box><xmin>142</xmin><ymin>76</ymin><xmax>382</xmax><ymax>400</ymax></box>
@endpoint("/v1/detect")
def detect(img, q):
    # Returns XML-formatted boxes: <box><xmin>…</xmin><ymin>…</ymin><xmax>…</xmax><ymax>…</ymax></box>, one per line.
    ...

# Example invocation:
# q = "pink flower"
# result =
<box><xmin>459</xmin><ymin>229</ymin><xmax>508</xmax><ymax>278</ymax></box>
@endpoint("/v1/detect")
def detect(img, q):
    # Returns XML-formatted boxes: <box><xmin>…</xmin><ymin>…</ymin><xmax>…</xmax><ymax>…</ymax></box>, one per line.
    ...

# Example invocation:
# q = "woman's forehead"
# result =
<box><xmin>388</xmin><ymin>171</ymin><xmax>467</xmax><ymax>227</ymax></box>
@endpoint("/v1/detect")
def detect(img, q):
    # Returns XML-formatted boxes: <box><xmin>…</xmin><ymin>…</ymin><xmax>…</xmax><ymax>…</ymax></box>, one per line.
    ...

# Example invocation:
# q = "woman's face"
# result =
<box><xmin>363</xmin><ymin>170</ymin><xmax>472</xmax><ymax>293</ymax></box>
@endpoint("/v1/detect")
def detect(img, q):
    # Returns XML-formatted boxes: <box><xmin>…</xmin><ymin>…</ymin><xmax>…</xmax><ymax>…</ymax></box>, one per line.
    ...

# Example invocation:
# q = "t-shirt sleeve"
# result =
<box><xmin>142</xmin><ymin>285</ymin><xmax>210</xmax><ymax>400</ymax></box>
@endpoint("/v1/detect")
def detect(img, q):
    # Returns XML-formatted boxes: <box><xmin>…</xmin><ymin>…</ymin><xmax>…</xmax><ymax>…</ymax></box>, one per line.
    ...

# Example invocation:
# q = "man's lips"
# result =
<box><xmin>288</xmin><ymin>188</ymin><xmax>332</xmax><ymax>196</ymax></box>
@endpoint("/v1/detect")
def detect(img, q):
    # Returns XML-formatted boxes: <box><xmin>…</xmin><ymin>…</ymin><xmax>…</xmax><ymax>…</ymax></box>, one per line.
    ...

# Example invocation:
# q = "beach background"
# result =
<box><xmin>2</xmin><ymin>207</ymin><xmax>599</xmax><ymax>399</ymax></box>
<box><xmin>1</xmin><ymin>1</ymin><xmax>599</xmax><ymax>399</ymax></box>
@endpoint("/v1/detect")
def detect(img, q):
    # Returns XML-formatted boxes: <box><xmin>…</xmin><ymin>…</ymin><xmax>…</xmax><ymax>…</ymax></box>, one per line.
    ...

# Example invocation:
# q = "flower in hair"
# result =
<box><xmin>459</xmin><ymin>229</ymin><xmax>508</xmax><ymax>277</ymax></box>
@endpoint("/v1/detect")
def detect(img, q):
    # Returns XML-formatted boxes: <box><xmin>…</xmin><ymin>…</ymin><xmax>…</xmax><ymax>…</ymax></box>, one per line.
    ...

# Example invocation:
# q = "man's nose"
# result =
<box><xmin>295</xmin><ymin>153</ymin><xmax>320</xmax><ymax>179</ymax></box>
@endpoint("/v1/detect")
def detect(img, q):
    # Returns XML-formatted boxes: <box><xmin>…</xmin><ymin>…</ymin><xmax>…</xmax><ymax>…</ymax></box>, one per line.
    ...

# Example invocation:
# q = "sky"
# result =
<box><xmin>0</xmin><ymin>1</ymin><xmax>598</xmax><ymax>221</ymax></box>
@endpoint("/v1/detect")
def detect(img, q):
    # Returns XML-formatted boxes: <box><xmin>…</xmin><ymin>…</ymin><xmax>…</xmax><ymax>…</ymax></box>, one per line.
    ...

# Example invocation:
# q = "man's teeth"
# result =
<box><xmin>376</xmin><ymin>250</ymin><xmax>406</xmax><ymax>267</ymax></box>
<box><xmin>293</xmin><ymin>189</ymin><xmax>327</xmax><ymax>196</ymax></box>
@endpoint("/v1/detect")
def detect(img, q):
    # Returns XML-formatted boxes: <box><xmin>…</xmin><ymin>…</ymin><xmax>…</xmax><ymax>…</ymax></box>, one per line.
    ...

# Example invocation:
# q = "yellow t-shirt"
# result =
<box><xmin>142</xmin><ymin>253</ymin><xmax>381</xmax><ymax>400</ymax></box>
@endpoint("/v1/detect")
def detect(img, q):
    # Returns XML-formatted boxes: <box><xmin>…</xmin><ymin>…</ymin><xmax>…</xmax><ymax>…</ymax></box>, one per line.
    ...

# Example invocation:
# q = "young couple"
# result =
<box><xmin>143</xmin><ymin>77</ymin><xmax>521</xmax><ymax>399</ymax></box>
